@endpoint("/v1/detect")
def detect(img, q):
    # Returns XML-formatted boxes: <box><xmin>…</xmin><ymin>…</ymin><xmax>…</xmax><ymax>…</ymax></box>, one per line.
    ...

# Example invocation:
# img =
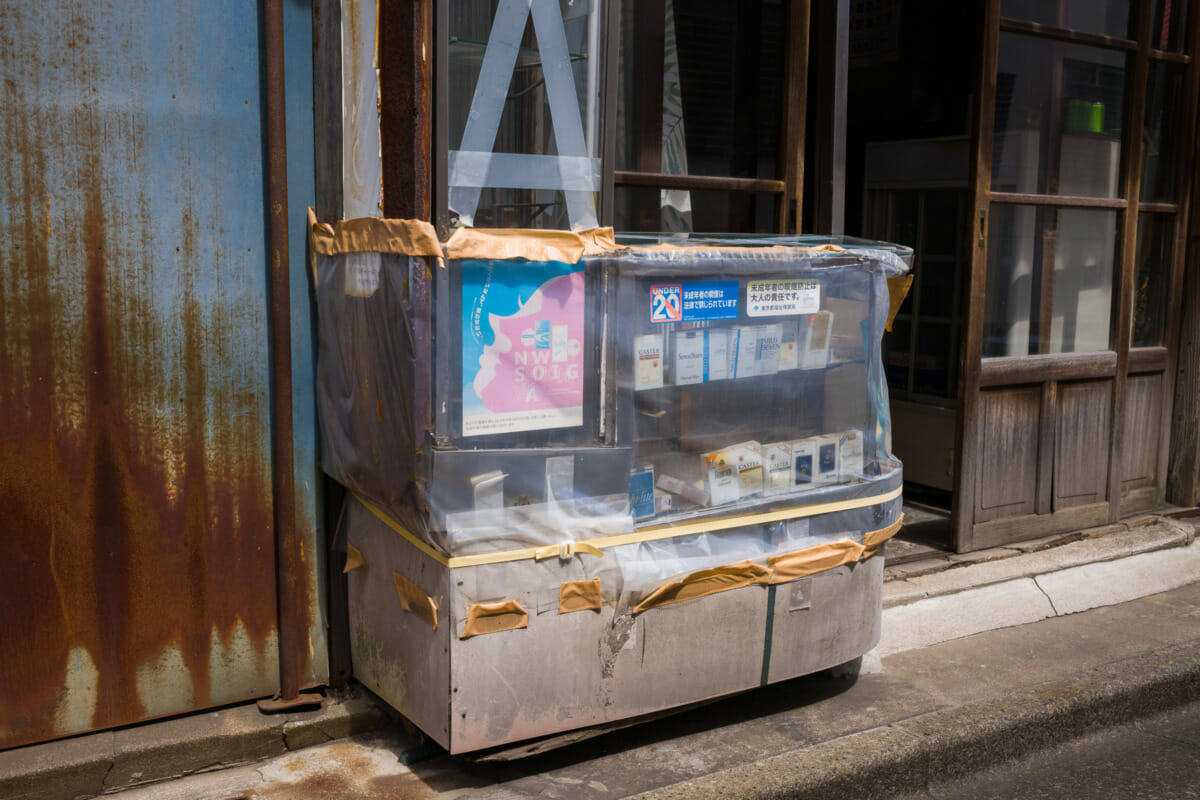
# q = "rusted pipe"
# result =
<box><xmin>259</xmin><ymin>0</ymin><xmax>321</xmax><ymax>713</ymax></box>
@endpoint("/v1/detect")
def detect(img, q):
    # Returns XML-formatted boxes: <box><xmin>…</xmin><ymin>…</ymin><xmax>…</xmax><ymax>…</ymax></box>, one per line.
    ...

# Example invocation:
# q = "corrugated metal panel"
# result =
<box><xmin>0</xmin><ymin>0</ymin><xmax>324</xmax><ymax>749</ymax></box>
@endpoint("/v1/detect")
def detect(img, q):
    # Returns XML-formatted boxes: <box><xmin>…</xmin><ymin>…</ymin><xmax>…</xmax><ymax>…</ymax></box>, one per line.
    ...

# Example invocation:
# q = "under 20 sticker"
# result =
<box><xmin>649</xmin><ymin>281</ymin><xmax>739</xmax><ymax>323</ymax></box>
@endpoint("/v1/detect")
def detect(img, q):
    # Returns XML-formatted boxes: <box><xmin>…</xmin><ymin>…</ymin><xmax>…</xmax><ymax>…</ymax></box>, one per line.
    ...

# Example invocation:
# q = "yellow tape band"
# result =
<box><xmin>356</xmin><ymin>485</ymin><xmax>902</xmax><ymax>569</ymax></box>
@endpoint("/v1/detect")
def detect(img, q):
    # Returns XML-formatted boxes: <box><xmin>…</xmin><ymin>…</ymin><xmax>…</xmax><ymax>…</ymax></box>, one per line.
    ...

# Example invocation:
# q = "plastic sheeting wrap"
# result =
<box><xmin>313</xmin><ymin>216</ymin><xmax>911</xmax><ymax>612</ymax></box>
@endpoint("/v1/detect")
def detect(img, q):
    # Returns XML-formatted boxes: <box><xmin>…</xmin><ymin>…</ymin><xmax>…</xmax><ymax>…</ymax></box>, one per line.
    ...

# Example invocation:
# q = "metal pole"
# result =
<box><xmin>259</xmin><ymin>0</ymin><xmax>322</xmax><ymax>713</ymax></box>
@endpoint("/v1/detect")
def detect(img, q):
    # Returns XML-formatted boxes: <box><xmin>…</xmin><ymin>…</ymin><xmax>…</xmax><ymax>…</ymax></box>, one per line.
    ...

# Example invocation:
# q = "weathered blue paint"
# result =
<box><xmin>284</xmin><ymin>0</ymin><xmax>330</xmax><ymax>687</ymax></box>
<box><xmin>0</xmin><ymin>0</ymin><xmax>326</xmax><ymax>749</ymax></box>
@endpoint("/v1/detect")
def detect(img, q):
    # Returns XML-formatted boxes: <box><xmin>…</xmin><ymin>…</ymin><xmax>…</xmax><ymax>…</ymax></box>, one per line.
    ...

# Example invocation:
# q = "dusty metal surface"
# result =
<box><xmin>0</xmin><ymin>1</ymin><xmax>320</xmax><ymax>749</ymax></box>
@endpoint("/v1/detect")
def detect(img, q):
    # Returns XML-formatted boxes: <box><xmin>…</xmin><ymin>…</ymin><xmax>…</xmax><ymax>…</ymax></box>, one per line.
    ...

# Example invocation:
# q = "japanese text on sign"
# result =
<box><xmin>746</xmin><ymin>279</ymin><xmax>820</xmax><ymax>317</ymax></box>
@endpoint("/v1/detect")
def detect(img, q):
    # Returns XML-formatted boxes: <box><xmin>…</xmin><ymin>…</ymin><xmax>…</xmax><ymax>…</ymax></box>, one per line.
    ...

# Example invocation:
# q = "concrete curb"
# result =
<box><xmin>0</xmin><ymin>690</ymin><xmax>389</xmax><ymax>800</ymax></box>
<box><xmin>877</xmin><ymin>522</ymin><xmax>1200</xmax><ymax>656</ymax></box>
<box><xmin>629</xmin><ymin>638</ymin><xmax>1200</xmax><ymax>800</ymax></box>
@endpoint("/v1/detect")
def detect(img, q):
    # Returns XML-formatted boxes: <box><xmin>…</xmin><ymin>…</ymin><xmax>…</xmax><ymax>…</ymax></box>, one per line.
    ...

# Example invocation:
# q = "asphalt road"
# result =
<box><xmin>900</xmin><ymin>700</ymin><xmax>1200</xmax><ymax>800</ymax></box>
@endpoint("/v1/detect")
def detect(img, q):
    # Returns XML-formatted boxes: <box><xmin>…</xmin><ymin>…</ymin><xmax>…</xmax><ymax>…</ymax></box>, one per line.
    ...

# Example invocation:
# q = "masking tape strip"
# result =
<box><xmin>631</xmin><ymin>516</ymin><xmax>905</xmax><ymax>615</ymax></box>
<box><xmin>392</xmin><ymin>572</ymin><xmax>438</xmax><ymax>630</ymax></box>
<box><xmin>768</xmin><ymin>540</ymin><xmax>866</xmax><ymax>584</ymax></box>
<box><xmin>307</xmin><ymin>208</ymin><xmax>442</xmax><ymax>257</ymax></box>
<box><xmin>343</xmin><ymin>543</ymin><xmax>366</xmax><ymax>574</ymax></box>
<box><xmin>558</xmin><ymin>579</ymin><xmax>603</xmax><ymax>614</ymax></box>
<box><xmin>356</xmin><ymin>486</ymin><xmax>904</xmax><ymax>570</ymax></box>
<box><xmin>632</xmin><ymin>561</ymin><xmax>771</xmax><ymax>615</ymax></box>
<box><xmin>886</xmin><ymin>275</ymin><xmax>914</xmax><ymax>332</ymax></box>
<box><xmin>447</xmin><ymin>151</ymin><xmax>601</xmax><ymax>192</ymax></box>
<box><xmin>862</xmin><ymin>515</ymin><xmax>905</xmax><ymax>558</ymax></box>
<box><xmin>579</xmin><ymin>227</ymin><xmax>619</xmax><ymax>256</ymax></box>
<box><xmin>461</xmin><ymin>599</ymin><xmax>529</xmax><ymax>638</ymax></box>
<box><xmin>443</xmin><ymin>227</ymin><xmax>587</xmax><ymax>263</ymax></box>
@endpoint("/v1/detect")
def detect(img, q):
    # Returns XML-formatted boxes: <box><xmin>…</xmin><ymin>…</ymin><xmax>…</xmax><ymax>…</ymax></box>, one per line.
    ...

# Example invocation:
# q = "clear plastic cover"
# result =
<box><xmin>316</xmin><ymin>231</ymin><xmax>910</xmax><ymax>605</ymax></box>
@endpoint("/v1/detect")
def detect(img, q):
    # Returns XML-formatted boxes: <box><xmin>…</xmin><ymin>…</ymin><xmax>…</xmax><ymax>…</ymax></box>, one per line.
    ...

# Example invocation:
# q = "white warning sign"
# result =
<box><xmin>746</xmin><ymin>279</ymin><xmax>821</xmax><ymax>317</ymax></box>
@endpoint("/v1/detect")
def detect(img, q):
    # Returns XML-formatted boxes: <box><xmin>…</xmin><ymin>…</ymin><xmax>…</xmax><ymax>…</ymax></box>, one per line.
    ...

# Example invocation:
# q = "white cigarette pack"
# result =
<box><xmin>801</xmin><ymin>311</ymin><xmax>833</xmax><ymax>370</ymax></box>
<box><xmin>754</xmin><ymin>324</ymin><xmax>783</xmax><ymax>376</ymax></box>
<box><xmin>729</xmin><ymin>326</ymin><xmax>760</xmax><ymax>379</ymax></box>
<box><xmin>764</xmin><ymin>442</ymin><xmax>793</xmax><ymax>494</ymax></box>
<box><xmin>705</xmin><ymin>329</ymin><xmax>730</xmax><ymax>381</ymax></box>
<box><xmin>634</xmin><ymin>333</ymin><xmax>664</xmax><ymax>390</ymax></box>
<box><xmin>839</xmin><ymin>429</ymin><xmax>864</xmax><ymax>482</ymax></box>
<box><xmin>727</xmin><ymin>441</ymin><xmax>764</xmax><ymax>498</ymax></box>
<box><xmin>656</xmin><ymin>473</ymin><xmax>709</xmax><ymax>507</ymax></box>
<box><xmin>673</xmin><ymin>330</ymin><xmax>707</xmax><ymax>385</ymax></box>
<box><xmin>702</xmin><ymin>449</ymin><xmax>741</xmax><ymax>506</ymax></box>
<box><xmin>778</xmin><ymin>320</ymin><xmax>800</xmax><ymax>370</ymax></box>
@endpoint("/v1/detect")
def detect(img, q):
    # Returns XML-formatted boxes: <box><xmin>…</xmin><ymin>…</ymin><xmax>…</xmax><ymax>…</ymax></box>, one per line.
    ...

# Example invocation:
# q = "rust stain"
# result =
<box><xmin>0</xmin><ymin>3</ymin><xmax>300</xmax><ymax>749</ymax></box>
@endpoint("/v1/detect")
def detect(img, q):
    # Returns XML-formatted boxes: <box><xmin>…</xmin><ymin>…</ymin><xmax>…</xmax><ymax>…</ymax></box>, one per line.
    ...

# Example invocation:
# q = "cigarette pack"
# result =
<box><xmin>778</xmin><ymin>319</ymin><xmax>800</xmax><ymax>370</ymax></box>
<box><xmin>727</xmin><ymin>441</ymin><xmax>764</xmax><ymax>498</ymax></box>
<box><xmin>764</xmin><ymin>442</ymin><xmax>794</xmax><ymax>494</ymax></box>
<box><xmin>801</xmin><ymin>311</ymin><xmax>833</xmax><ymax>370</ymax></box>
<box><xmin>754</xmin><ymin>324</ymin><xmax>783</xmax><ymax>376</ymax></box>
<box><xmin>729</xmin><ymin>326</ymin><xmax>760</xmax><ymax>379</ymax></box>
<box><xmin>839</xmin><ymin>429</ymin><xmax>864</xmax><ymax>482</ymax></box>
<box><xmin>656</xmin><ymin>473</ymin><xmax>709</xmax><ymax>507</ymax></box>
<box><xmin>791</xmin><ymin>439</ymin><xmax>816</xmax><ymax>488</ymax></box>
<box><xmin>702</xmin><ymin>449</ymin><xmax>741</xmax><ymax>506</ymax></box>
<box><xmin>673</xmin><ymin>330</ymin><xmax>707</xmax><ymax>385</ymax></box>
<box><xmin>634</xmin><ymin>333</ymin><xmax>664</xmax><ymax>390</ymax></box>
<box><xmin>630</xmin><ymin>465</ymin><xmax>656</xmax><ymax>520</ymax></box>
<box><xmin>705</xmin><ymin>328</ymin><xmax>730</xmax><ymax>381</ymax></box>
<box><xmin>814</xmin><ymin>434</ymin><xmax>840</xmax><ymax>485</ymax></box>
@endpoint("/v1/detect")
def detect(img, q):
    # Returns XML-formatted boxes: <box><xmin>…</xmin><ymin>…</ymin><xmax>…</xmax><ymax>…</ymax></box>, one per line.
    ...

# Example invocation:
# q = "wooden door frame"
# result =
<box><xmin>952</xmin><ymin>0</ymin><xmax>1198</xmax><ymax>552</ymax></box>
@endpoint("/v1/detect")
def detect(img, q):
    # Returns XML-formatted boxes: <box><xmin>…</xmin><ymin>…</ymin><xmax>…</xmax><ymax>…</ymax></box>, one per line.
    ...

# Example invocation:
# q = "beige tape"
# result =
<box><xmin>392</xmin><ymin>572</ymin><xmax>438</xmax><ymax>630</ymax></box>
<box><xmin>355</xmin><ymin>486</ymin><xmax>904</xmax><ymax>570</ymax></box>
<box><xmin>443</xmin><ymin>227</ymin><xmax>585</xmax><ymax>264</ymax></box>
<box><xmin>632</xmin><ymin>561</ymin><xmax>771</xmax><ymax>615</ymax></box>
<box><xmin>343</xmin><ymin>543</ymin><xmax>366</xmax><ymax>574</ymax></box>
<box><xmin>307</xmin><ymin>208</ymin><xmax>442</xmax><ymax>257</ymax></box>
<box><xmin>886</xmin><ymin>275</ymin><xmax>914</xmax><ymax>332</ymax></box>
<box><xmin>862</xmin><ymin>515</ymin><xmax>905</xmax><ymax>558</ymax></box>
<box><xmin>461</xmin><ymin>599</ymin><xmax>529</xmax><ymax>638</ymax></box>
<box><xmin>579</xmin><ymin>227</ymin><xmax>619</xmax><ymax>255</ymax></box>
<box><xmin>558</xmin><ymin>579</ymin><xmax>603</xmax><ymax>614</ymax></box>
<box><xmin>769</xmin><ymin>540</ymin><xmax>866</xmax><ymax>584</ymax></box>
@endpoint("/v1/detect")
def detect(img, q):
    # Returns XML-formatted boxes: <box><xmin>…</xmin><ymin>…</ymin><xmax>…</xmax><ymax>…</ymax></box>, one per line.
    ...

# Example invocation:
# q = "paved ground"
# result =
<box><xmin>106</xmin><ymin>580</ymin><xmax>1200</xmax><ymax>800</ymax></box>
<box><xmin>896</xmin><ymin>700</ymin><xmax>1200</xmax><ymax>799</ymax></box>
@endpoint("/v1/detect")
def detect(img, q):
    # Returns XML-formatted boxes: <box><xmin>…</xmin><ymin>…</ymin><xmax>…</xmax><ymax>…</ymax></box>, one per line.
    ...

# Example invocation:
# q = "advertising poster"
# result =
<box><xmin>461</xmin><ymin>259</ymin><xmax>585</xmax><ymax>437</ymax></box>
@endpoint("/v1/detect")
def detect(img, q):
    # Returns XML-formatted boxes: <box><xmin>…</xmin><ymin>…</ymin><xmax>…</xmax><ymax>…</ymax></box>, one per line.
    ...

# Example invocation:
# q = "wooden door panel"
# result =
<box><xmin>1054</xmin><ymin>380</ymin><xmax>1112</xmax><ymax>509</ymax></box>
<box><xmin>975</xmin><ymin>386</ymin><xmax>1041</xmax><ymax>522</ymax></box>
<box><xmin>1120</xmin><ymin>373</ymin><xmax>1162</xmax><ymax>492</ymax></box>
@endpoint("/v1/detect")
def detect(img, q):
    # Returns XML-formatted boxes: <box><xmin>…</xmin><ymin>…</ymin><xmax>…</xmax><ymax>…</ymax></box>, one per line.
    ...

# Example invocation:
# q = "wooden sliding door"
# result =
<box><xmin>954</xmin><ymin>0</ymin><xmax>1199</xmax><ymax>551</ymax></box>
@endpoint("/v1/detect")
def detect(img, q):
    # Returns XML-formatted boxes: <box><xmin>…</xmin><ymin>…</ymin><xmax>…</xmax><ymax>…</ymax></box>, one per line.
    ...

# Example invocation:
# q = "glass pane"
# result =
<box><xmin>921</xmin><ymin>190</ymin><xmax>964</xmax><ymax>258</ymax></box>
<box><xmin>1000</xmin><ymin>0</ymin><xmax>1131</xmax><ymax>39</ymax></box>
<box><xmin>615</xmin><ymin>0</ymin><xmax>784</xmax><ymax>232</ymax></box>
<box><xmin>446</xmin><ymin>0</ymin><xmax>606</xmax><ymax>229</ymax></box>
<box><xmin>993</xmin><ymin>34</ymin><xmax>1126</xmax><ymax>198</ymax></box>
<box><xmin>613</xmin><ymin>187</ymin><xmax>779</xmax><ymax>233</ymax></box>
<box><xmin>884</xmin><ymin>318</ymin><xmax>912</xmax><ymax>390</ymax></box>
<box><xmin>1131</xmin><ymin>213</ymin><xmax>1174</xmax><ymax>347</ymax></box>
<box><xmin>1141</xmin><ymin>62</ymin><xmax>1186</xmax><ymax>202</ymax></box>
<box><xmin>984</xmin><ymin>204</ymin><xmax>1117</xmax><ymax>357</ymax></box>
<box><xmin>914</xmin><ymin>322</ymin><xmax>956</xmax><ymax>397</ymax></box>
<box><xmin>1151</xmin><ymin>0</ymin><xmax>1190</xmax><ymax>52</ymax></box>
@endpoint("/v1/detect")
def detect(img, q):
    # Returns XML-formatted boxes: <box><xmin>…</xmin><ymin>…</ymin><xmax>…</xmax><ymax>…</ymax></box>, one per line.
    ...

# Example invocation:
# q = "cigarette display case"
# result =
<box><xmin>312</xmin><ymin>217</ymin><xmax>911</xmax><ymax>753</ymax></box>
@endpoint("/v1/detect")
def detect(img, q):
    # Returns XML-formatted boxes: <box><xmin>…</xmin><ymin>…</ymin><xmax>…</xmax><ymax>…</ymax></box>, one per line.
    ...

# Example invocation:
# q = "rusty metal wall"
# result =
<box><xmin>0</xmin><ymin>0</ymin><xmax>326</xmax><ymax>750</ymax></box>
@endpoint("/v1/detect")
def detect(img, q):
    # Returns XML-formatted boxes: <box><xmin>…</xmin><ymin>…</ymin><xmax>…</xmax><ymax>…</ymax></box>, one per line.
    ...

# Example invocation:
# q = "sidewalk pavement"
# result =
<box><xmin>3</xmin><ymin>514</ymin><xmax>1199</xmax><ymax>800</ymax></box>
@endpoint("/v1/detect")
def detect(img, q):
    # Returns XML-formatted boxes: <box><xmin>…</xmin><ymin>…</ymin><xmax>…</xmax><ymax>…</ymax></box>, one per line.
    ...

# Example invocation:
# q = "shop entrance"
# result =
<box><xmin>849</xmin><ymin>0</ymin><xmax>1198</xmax><ymax>553</ymax></box>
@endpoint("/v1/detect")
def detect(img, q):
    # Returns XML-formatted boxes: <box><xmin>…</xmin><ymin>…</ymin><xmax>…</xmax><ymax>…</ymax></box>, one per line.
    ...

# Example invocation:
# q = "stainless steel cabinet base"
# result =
<box><xmin>344</xmin><ymin>495</ymin><xmax>883</xmax><ymax>754</ymax></box>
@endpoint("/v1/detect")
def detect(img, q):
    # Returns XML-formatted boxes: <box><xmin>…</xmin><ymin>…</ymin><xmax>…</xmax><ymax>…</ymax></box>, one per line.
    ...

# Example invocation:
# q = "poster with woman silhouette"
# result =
<box><xmin>461</xmin><ymin>259</ymin><xmax>585</xmax><ymax>437</ymax></box>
